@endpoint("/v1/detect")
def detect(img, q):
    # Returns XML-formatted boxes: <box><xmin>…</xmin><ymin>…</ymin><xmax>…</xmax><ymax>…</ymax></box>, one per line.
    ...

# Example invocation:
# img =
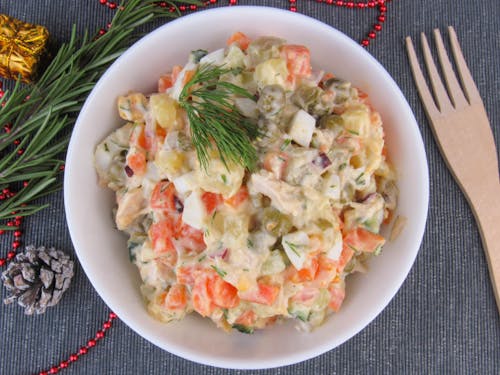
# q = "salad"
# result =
<box><xmin>94</xmin><ymin>32</ymin><xmax>398</xmax><ymax>333</ymax></box>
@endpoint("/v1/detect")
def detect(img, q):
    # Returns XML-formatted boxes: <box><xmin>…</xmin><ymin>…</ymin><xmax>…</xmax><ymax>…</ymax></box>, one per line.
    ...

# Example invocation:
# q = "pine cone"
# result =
<box><xmin>1</xmin><ymin>245</ymin><xmax>74</xmax><ymax>315</ymax></box>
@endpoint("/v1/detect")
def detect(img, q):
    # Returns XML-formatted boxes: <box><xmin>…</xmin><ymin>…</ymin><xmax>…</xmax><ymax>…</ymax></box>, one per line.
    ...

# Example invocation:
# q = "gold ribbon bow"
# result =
<box><xmin>0</xmin><ymin>14</ymin><xmax>49</xmax><ymax>82</ymax></box>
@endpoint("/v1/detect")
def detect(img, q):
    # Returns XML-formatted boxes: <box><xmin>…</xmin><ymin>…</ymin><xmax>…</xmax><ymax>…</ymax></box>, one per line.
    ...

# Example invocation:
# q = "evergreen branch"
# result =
<box><xmin>0</xmin><ymin>0</ymin><xmax>201</xmax><ymax>228</ymax></box>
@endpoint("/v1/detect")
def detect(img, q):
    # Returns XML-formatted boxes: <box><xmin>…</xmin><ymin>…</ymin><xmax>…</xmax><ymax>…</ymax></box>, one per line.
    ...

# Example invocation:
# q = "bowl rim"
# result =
<box><xmin>64</xmin><ymin>5</ymin><xmax>429</xmax><ymax>369</ymax></box>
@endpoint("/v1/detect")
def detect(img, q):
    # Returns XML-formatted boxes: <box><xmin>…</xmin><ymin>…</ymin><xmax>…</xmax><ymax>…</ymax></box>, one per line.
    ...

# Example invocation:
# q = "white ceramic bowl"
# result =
<box><xmin>64</xmin><ymin>6</ymin><xmax>428</xmax><ymax>369</ymax></box>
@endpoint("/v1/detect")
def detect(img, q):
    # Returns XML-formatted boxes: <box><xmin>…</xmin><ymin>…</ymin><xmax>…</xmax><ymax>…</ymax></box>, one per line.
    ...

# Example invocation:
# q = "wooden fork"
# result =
<box><xmin>406</xmin><ymin>26</ymin><xmax>500</xmax><ymax>315</ymax></box>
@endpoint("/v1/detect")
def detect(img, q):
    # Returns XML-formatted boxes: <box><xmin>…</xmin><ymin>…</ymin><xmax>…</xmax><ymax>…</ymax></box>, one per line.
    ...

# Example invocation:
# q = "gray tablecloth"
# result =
<box><xmin>1</xmin><ymin>1</ymin><xmax>499</xmax><ymax>374</ymax></box>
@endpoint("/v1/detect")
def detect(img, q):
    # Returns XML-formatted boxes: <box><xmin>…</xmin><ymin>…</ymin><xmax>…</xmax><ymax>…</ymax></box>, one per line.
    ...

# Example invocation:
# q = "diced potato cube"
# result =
<box><xmin>254</xmin><ymin>58</ymin><xmax>288</xmax><ymax>88</ymax></box>
<box><xmin>341</xmin><ymin>104</ymin><xmax>370</xmax><ymax>137</ymax></box>
<box><xmin>155</xmin><ymin>149</ymin><xmax>185</xmax><ymax>179</ymax></box>
<box><xmin>197</xmin><ymin>159</ymin><xmax>244</xmax><ymax>198</ymax></box>
<box><xmin>288</xmin><ymin>109</ymin><xmax>316</xmax><ymax>147</ymax></box>
<box><xmin>117</xmin><ymin>93</ymin><xmax>148</xmax><ymax>122</ymax></box>
<box><xmin>150</xmin><ymin>93</ymin><xmax>182</xmax><ymax>130</ymax></box>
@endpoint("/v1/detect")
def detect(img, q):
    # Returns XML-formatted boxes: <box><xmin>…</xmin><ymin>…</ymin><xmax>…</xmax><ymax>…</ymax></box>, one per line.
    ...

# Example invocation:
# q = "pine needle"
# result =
<box><xmin>0</xmin><ymin>0</ymin><xmax>201</xmax><ymax>228</ymax></box>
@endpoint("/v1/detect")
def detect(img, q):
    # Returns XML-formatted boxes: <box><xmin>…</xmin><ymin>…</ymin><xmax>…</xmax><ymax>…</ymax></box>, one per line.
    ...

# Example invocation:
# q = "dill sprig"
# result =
<box><xmin>0</xmin><ymin>0</ymin><xmax>200</xmax><ymax>229</ymax></box>
<box><xmin>179</xmin><ymin>64</ymin><xmax>260</xmax><ymax>171</ymax></box>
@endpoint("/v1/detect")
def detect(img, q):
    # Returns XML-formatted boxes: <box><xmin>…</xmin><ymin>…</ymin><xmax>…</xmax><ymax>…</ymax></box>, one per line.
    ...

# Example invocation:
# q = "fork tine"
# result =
<box><xmin>447</xmin><ymin>26</ymin><xmax>482</xmax><ymax>105</ymax></box>
<box><xmin>433</xmin><ymin>29</ymin><xmax>468</xmax><ymax>108</ymax></box>
<box><xmin>420</xmin><ymin>32</ymin><xmax>453</xmax><ymax>112</ymax></box>
<box><xmin>405</xmin><ymin>36</ymin><xmax>439</xmax><ymax>116</ymax></box>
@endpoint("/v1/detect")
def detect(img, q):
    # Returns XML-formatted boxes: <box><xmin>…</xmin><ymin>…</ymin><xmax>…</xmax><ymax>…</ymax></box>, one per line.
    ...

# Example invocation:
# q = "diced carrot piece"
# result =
<box><xmin>176</xmin><ymin>265</ymin><xmax>202</xmax><ymax>287</ymax></box>
<box><xmin>209</xmin><ymin>274</ymin><xmax>240</xmax><ymax>309</ymax></box>
<box><xmin>314</xmin><ymin>254</ymin><xmax>338</xmax><ymax>287</ymax></box>
<box><xmin>129</xmin><ymin>123</ymin><xmax>148</xmax><ymax>149</ymax></box>
<box><xmin>171</xmin><ymin>65</ymin><xmax>183</xmax><ymax>84</ymax></box>
<box><xmin>328</xmin><ymin>283</ymin><xmax>345</xmax><ymax>312</ymax></box>
<box><xmin>226</xmin><ymin>31</ymin><xmax>251</xmax><ymax>50</ymax></box>
<box><xmin>240</xmin><ymin>283</ymin><xmax>280</xmax><ymax>306</ymax></box>
<box><xmin>201</xmin><ymin>191</ymin><xmax>223</xmax><ymax>215</ymax></box>
<box><xmin>182</xmin><ymin>69</ymin><xmax>195</xmax><ymax>87</ymax></box>
<box><xmin>150</xmin><ymin>181</ymin><xmax>179</xmax><ymax>211</ymax></box>
<box><xmin>225</xmin><ymin>186</ymin><xmax>249</xmax><ymax>208</ymax></box>
<box><xmin>177</xmin><ymin>223</ymin><xmax>205</xmax><ymax>254</ymax></box>
<box><xmin>149</xmin><ymin>219</ymin><xmax>177</xmax><ymax>266</ymax></box>
<box><xmin>158</xmin><ymin>74</ymin><xmax>173</xmax><ymax>93</ymax></box>
<box><xmin>297</xmin><ymin>256</ymin><xmax>319</xmax><ymax>282</ymax></box>
<box><xmin>192</xmin><ymin>273</ymin><xmax>215</xmax><ymax>317</ymax></box>
<box><xmin>281</xmin><ymin>44</ymin><xmax>312</xmax><ymax>81</ymax></box>
<box><xmin>337</xmin><ymin>244</ymin><xmax>354</xmax><ymax>274</ymax></box>
<box><xmin>126</xmin><ymin>152</ymin><xmax>146</xmax><ymax>176</ymax></box>
<box><xmin>164</xmin><ymin>284</ymin><xmax>188</xmax><ymax>310</ymax></box>
<box><xmin>343</xmin><ymin>227</ymin><xmax>386</xmax><ymax>253</ymax></box>
<box><xmin>234</xmin><ymin>310</ymin><xmax>256</xmax><ymax>327</ymax></box>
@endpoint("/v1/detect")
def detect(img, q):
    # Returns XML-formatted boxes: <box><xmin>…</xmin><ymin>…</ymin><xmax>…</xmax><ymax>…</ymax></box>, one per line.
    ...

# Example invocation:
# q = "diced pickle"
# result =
<box><xmin>262</xmin><ymin>207</ymin><xmax>293</xmax><ymax>237</ymax></box>
<box><xmin>257</xmin><ymin>85</ymin><xmax>285</xmax><ymax>118</ymax></box>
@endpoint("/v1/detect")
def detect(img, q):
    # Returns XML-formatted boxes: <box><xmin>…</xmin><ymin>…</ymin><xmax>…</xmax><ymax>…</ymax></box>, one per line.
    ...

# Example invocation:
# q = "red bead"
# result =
<box><xmin>368</xmin><ymin>1</ymin><xmax>376</xmax><ymax>7</ymax></box>
<box><xmin>229</xmin><ymin>0</ymin><xmax>237</xmax><ymax>4</ymax></box>
<box><xmin>0</xmin><ymin>229</ymin><xmax>4</xmax><ymax>234</ymax></box>
<box><xmin>79</xmin><ymin>346</ymin><xmax>88</xmax><ymax>355</ymax></box>
<box><xmin>99</xmin><ymin>28</ymin><xmax>106</xmax><ymax>35</ymax></box>
<box><xmin>159</xmin><ymin>1</ymin><xmax>167</xmax><ymax>6</ymax></box>
<box><xmin>357</xmin><ymin>2</ymin><xmax>366</xmax><ymax>7</ymax></box>
<box><xmin>346</xmin><ymin>1</ymin><xmax>354</xmax><ymax>8</ymax></box>
<box><xmin>379</xmin><ymin>5</ymin><xmax>387</xmax><ymax>12</ymax></box>
<box><xmin>48</xmin><ymin>367</ymin><xmax>58</xmax><ymax>374</ymax></box>
<box><xmin>378</xmin><ymin>14</ymin><xmax>385</xmax><ymax>22</ymax></box>
<box><xmin>109</xmin><ymin>312</ymin><xmax>117</xmax><ymax>319</ymax></box>
<box><xmin>7</xmin><ymin>251</ymin><xmax>16</xmax><ymax>259</ymax></box>
<box><xmin>87</xmin><ymin>339</ymin><xmax>96</xmax><ymax>347</ymax></box>
<box><xmin>17</xmin><ymin>149</ymin><xmax>24</xmax><ymax>155</ymax></box>
<box><xmin>290</xmin><ymin>6</ymin><xmax>297</xmax><ymax>11</ymax></box>
<box><xmin>374</xmin><ymin>23</ymin><xmax>382</xmax><ymax>31</ymax></box>
<box><xmin>336</xmin><ymin>0</ymin><xmax>344</xmax><ymax>5</ymax></box>
<box><xmin>108</xmin><ymin>2</ymin><xmax>117</xmax><ymax>9</ymax></box>
<box><xmin>96</xmin><ymin>330</ymin><xmax>105</xmax><ymax>339</ymax></box>
<box><xmin>12</xmin><ymin>241</ymin><xmax>20</xmax><ymax>249</ymax></box>
<box><xmin>99</xmin><ymin>0</ymin><xmax>106</xmax><ymax>4</ymax></box>
<box><xmin>14</xmin><ymin>219</ymin><xmax>21</xmax><ymax>226</ymax></box>
<box><xmin>59</xmin><ymin>361</ymin><xmax>69</xmax><ymax>369</ymax></box>
<box><xmin>2</xmin><ymin>188</ymin><xmax>9</xmax><ymax>194</ymax></box>
<box><xmin>368</xmin><ymin>31</ymin><xmax>376</xmax><ymax>39</ymax></box>
<box><xmin>0</xmin><ymin>258</ymin><xmax>6</xmax><ymax>266</ymax></box>
<box><xmin>39</xmin><ymin>372</ymin><xmax>48</xmax><ymax>375</ymax></box>
<box><xmin>290</xmin><ymin>0</ymin><xmax>296</xmax><ymax>3</ymax></box>
<box><xmin>326</xmin><ymin>0</ymin><xmax>333</xmax><ymax>4</ymax></box>
<box><xmin>103</xmin><ymin>321</ymin><xmax>112</xmax><ymax>329</ymax></box>
<box><xmin>13</xmin><ymin>139</ymin><xmax>20</xmax><ymax>145</ymax></box>
<box><xmin>179</xmin><ymin>5</ymin><xmax>186</xmax><ymax>10</ymax></box>
<box><xmin>23</xmin><ymin>181</ymin><xmax>29</xmax><ymax>187</ymax></box>
<box><xmin>190</xmin><ymin>5</ymin><xmax>197</xmax><ymax>10</ymax></box>
<box><xmin>69</xmin><ymin>354</ymin><xmax>78</xmax><ymax>362</ymax></box>
<box><xmin>6</xmin><ymin>221</ymin><xmax>14</xmax><ymax>227</ymax></box>
<box><xmin>361</xmin><ymin>39</ymin><xmax>370</xmax><ymax>46</ymax></box>
<box><xmin>14</xmin><ymin>230</ymin><xmax>22</xmax><ymax>237</ymax></box>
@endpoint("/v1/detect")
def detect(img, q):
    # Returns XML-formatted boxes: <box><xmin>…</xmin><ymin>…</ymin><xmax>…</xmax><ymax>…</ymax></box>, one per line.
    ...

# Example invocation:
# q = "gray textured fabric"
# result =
<box><xmin>1</xmin><ymin>0</ymin><xmax>499</xmax><ymax>374</ymax></box>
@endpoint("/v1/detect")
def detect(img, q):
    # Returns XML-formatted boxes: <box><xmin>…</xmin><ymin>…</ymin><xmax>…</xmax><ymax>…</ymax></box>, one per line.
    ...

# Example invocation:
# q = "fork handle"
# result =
<box><xmin>468</xmin><ymin>179</ymin><xmax>500</xmax><ymax>314</ymax></box>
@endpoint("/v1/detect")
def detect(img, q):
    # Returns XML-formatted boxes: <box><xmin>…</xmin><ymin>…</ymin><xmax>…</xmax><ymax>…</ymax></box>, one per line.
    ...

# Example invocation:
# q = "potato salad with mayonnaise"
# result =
<box><xmin>94</xmin><ymin>32</ymin><xmax>398</xmax><ymax>333</ymax></box>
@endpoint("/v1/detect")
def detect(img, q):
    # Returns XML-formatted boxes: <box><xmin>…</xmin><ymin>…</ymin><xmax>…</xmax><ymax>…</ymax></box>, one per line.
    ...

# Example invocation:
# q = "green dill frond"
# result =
<box><xmin>178</xmin><ymin>64</ymin><xmax>260</xmax><ymax>171</ymax></box>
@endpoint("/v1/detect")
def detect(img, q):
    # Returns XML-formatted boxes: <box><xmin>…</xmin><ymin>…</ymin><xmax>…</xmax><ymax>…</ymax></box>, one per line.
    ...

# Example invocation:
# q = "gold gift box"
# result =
<box><xmin>0</xmin><ymin>14</ymin><xmax>49</xmax><ymax>82</ymax></box>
